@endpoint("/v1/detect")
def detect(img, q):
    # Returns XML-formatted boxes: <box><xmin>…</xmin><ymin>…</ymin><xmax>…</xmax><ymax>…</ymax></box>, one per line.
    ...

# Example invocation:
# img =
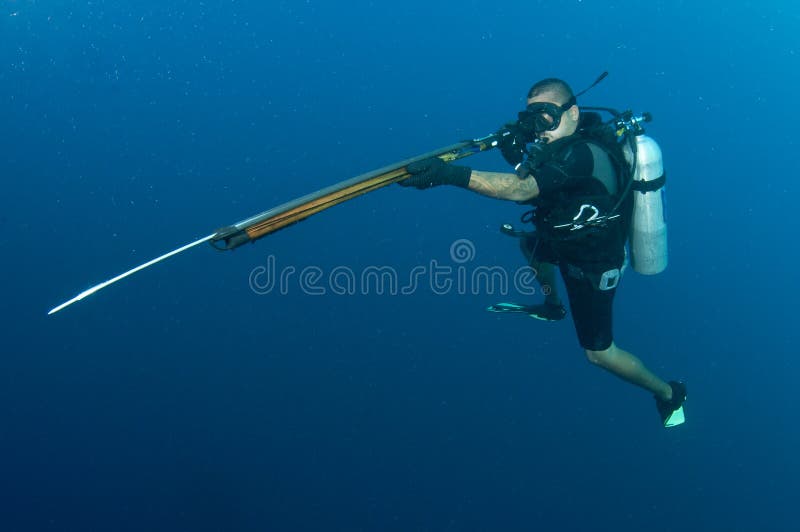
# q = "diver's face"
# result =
<box><xmin>526</xmin><ymin>91</ymin><xmax>579</xmax><ymax>143</ymax></box>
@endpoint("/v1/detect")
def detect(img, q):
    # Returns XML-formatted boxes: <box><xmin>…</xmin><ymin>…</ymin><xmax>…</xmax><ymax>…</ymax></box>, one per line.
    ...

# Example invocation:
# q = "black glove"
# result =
<box><xmin>497</xmin><ymin>122</ymin><xmax>527</xmax><ymax>168</ymax></box>
<box><xmin>516</xmin><ymin>160</ymin><xmax>533</xmax><ymax>179</ymax></box>
<box><xmin>399</xmin><ymin>157</ymin><xmax>472</xmax><ymax>190</ymax></box>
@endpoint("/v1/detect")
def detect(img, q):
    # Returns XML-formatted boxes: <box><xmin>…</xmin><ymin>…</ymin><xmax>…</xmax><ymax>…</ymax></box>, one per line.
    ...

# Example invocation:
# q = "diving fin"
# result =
<box><xmin>486</xmin><ymin>301</ymin><xmax>566</xmax><ymax>322</ymax></box>
<box><xmin>663</xmin><ymin>406</ymin><xmax>685</xmax><ymax>428</ymax></box>
<box><xmin>655</xmin><ymin>381</ymin><xmax>687</xmax><ymax>428</ymax></box>
<box><xmin>486</xmin><ymin>302</ymin><xmax>530</xmax><ymax>313</ymax></box>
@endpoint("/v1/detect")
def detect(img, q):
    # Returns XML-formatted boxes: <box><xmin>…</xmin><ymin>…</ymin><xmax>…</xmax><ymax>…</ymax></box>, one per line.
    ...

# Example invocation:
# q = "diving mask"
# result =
<box><xmin>517</xmin><ymin>96</ymin><xmax>577</xmax><ymax>135</ymax></box>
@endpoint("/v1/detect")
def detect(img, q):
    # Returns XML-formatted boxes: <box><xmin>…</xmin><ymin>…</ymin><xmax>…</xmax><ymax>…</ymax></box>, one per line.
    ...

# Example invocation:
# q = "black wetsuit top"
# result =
<box><xmin>527</xmin><ymin>136</ymin><xmax>630</xmax><ymax>272</ymax></box>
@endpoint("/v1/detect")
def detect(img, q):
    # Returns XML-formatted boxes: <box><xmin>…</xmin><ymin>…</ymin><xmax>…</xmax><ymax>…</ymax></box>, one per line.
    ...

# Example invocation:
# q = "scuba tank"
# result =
<box><xmin>624</xmin><ymin>131</ymin><xmax>668</xmax><ymax>275</ymax></box>
<box><xmin>573</xmin><ymin>107</ymin><xmax>669</xmax><ymax>275</ymax></box>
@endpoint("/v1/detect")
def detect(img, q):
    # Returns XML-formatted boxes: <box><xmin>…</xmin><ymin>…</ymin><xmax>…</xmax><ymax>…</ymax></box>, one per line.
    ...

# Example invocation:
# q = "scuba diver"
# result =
<box><xmin>399</xmin><ymin>77</ymin><xmax>686</xmax><ymax>427</ymax></box>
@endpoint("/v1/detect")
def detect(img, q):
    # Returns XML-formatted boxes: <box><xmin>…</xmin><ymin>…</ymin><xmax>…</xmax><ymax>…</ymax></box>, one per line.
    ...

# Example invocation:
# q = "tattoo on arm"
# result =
<box><xmin>468</xmin><ymin>170</ymin><xmax>539</xmax><ymax>201</ymax></box>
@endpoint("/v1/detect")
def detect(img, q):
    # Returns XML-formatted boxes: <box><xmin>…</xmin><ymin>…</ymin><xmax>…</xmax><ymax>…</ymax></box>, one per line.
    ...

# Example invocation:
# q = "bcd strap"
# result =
<box><xmin>631</xmin><ymin>172</ymin><xmax>666</xmax><ymax>193</ymax></box>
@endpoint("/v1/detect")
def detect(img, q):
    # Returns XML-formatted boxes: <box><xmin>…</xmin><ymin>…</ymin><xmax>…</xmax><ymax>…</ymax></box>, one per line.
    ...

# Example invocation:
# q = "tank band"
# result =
<box><xmin>631</xmin><ymin>173</ymin><xmax>666</xmax><ymax>193</ymax></box>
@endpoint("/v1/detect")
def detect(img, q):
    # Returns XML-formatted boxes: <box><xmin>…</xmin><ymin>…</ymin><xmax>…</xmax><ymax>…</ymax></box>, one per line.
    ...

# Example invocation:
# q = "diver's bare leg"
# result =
<box><xmin>585</xmin><ymin>342</ymin><xmax>673</xmax><ymax>401</ymax></box>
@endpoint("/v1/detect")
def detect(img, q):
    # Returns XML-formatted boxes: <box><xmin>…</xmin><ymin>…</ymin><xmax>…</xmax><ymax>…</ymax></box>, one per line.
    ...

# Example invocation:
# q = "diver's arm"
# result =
<box><xmin>467</xmin><ymin>170</ymin><xmax>539</xmax><ymax>201</ymax></box>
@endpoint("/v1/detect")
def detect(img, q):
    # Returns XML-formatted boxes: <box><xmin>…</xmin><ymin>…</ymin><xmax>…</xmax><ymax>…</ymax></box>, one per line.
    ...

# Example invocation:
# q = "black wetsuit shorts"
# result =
<box><xmin>559</xmin><ymin>263</ymin><xmax>616</xmax><ymax>351</ymax></box>
<box><xmin>522</xmin><ymin>234</ymin><xmax>618</xmax><ymax>351</ymax></box>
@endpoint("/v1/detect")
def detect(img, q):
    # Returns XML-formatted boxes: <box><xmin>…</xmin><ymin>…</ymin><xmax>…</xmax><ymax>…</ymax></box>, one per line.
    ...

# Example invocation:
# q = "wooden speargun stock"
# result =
<box><xmin>210</xmin><ymin>133</ymin><xmax>501</xmax><ymax>250</ymax></box>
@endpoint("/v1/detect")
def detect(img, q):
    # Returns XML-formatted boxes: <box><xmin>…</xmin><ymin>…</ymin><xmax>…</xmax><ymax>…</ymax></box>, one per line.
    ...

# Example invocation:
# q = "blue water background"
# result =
<box><xmin>2</xmin><ymin>1</ymin><xmax>798</xmax><ymax>530</ymax></box>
